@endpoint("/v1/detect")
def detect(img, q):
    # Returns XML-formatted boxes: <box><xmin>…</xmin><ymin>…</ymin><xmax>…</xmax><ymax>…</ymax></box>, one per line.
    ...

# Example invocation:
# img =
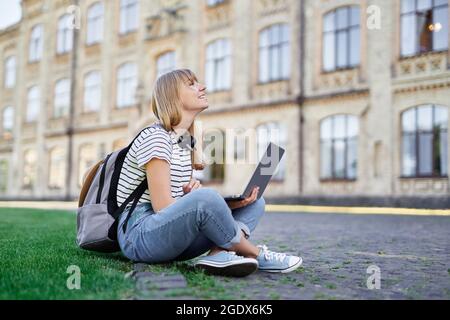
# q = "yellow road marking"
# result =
<box><xmin>265</xmin><ymin>204</ymin><xmax>450</xmax><ymax>216</ymax></box>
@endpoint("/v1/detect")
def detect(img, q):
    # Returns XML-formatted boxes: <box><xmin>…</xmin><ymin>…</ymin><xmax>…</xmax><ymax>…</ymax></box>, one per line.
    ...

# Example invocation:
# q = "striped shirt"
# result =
<box><xmin>116</xmin><ymin>122</ymin><xmax>192</xmax><ymax>208</ymax></box>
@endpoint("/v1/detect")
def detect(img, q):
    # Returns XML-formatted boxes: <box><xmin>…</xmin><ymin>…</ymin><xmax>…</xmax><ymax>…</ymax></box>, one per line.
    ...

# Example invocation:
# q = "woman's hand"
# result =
<box><xmin>182</xmin><ymin>178</ymin><xmax>202</xmax><ymax>195</ymax></box>
<box><xmin>226</xmin><ymin>187</ymin><xmax>259</xmax><ymax>210</ymax></box>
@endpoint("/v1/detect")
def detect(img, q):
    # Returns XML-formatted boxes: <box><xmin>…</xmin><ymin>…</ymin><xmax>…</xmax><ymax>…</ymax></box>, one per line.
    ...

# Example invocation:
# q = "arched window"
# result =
<box><xmin>57</xmin><ymin>14</ymin><xmax>73</xmax><ymax>54</ymax></box>
<box><xmin>26</xmin><ymin>86</ymin><xmax>40</xmax><ymax>123</ymax></box>
<box><xmin>23</xmin><ymin>150</ymin><xmax>37</xmax><ymax>189</ymax></box>
<box><xmin>117</xmin><ymin>62</ymin><xmax>138</xmax><ymax>108</ymax></box>
<box><xmin>2</xmin><ymin>106</ymin><xmax>14</xmax><ymax>133</ymax></box>
<box><xmin>54</xmin><ymin>78</ymin><xmax>71</xmax><ymax>118</ymax></box>
<box><xmin>259</xmin><ymin>24</ymin><xmax>290</xmax><ymax>83</ymax></box>
<box><xmin>201</xmin><ymin>129</ymin><xmax>226</xmax><ymax>183</ymax></box>
<box><xmin>78</xmin><ymin>144</ymin><xmax>96</xmax><ymax>186</ymax></box>
<box><xmin>157</xmin><ymin>51</ymin><xmax>176</xmax><ymax>77</ymax></box>
<box><xmin>401</xmin><ymin>0</ymin><xmax>448</xmax><ymax>56</ymax></box>
<box><xmin>320</xmin><ymin>115</ymin><xmax>358</xmax><ymax>179</ymax></box>
<box><xmin>84</xmin><ymin>71</ymin><xmax>101</xmax><ymax>112</ymax></box>
<box><xmin>4</xmin><ymin>56</ymin><xmax>16</xmax><ymax>88</ymax></box>
<box><xmin>205</xmin><ymin>39</ymin><xmax>231</xmax><ymax>92</ymax></box>
<box><xmin>401</xmin><ymin>104</ymin><xmax>448</xmax><ymax>177</ymax></box>
<box><xmin>29</xmin><ymin>24</ymin><xmax>43</xmax><ymax>62</ymax></box>
<box><xmin>120</xmin><ymin>0</ymin><xmax>139</xmax><ymax>34</ymax></box>
<box><xmin>256</xmin><ymin>122</ymin><xmax>287</xmax><ymax>181</ymax></box>
<box><xmin>0</xmin><ymin>160</ymin><xmax>8</xmax><ymax>193</ymax></box>
<box><xmin>87</xmin><ymin>2</ymin><xmax>104</xmax><ymax>45</ymax></box>
<box><xmin>323</xmin><ymin>6</ymin><xmax>360</xmax><ymax>71</ymax></box>
<box><xmin>49</xmin><ymin>147</ymin><xmax>66</xmax><ymax>189</ymax></box>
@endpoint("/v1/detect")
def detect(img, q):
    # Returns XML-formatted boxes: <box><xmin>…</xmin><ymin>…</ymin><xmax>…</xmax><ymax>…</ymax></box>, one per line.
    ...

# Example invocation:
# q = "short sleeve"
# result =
<box><xmin>133</xmin><ymin>127</ymin><xmax>173</xmax><ymax>168</ymax></box>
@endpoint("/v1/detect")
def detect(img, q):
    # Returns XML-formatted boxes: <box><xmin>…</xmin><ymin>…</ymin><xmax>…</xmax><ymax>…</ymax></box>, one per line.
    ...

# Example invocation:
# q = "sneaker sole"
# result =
<box><xmin>259</xmin><ymin>257</ymin><xmax>303</xmax><ymax>273</ymax></box>
<box><xmin>195</xmin><ymin>259</ymin><xmax>258</xmax><ymax>277</ymax></box>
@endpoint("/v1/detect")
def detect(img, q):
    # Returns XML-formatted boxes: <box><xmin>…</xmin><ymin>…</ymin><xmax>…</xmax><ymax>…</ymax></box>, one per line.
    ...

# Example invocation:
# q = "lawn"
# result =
<box><xmin>0</xmin><ymin>207</ymin><xmax>233</xmax><ymax>300</ymax></box>
<box><xmin>0</xmin><ymin>207</ymin><xmax>135</xmax><ymax>300</ymax></box>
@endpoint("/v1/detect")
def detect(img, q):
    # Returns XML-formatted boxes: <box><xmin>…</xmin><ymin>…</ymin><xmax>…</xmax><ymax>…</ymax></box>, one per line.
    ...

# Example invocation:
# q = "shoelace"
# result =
<box><xmin>259</xmin><ymin>245</ymin><xmax>286</xmax><ymax>262</ymax></box>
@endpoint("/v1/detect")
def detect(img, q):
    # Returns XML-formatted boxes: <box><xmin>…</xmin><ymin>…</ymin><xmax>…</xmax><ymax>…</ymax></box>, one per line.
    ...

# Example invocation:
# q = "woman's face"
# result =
<box><xmin>179</xmin><ymin>78</ymin><xmax>209</xmax><ymax>113</ymax></box>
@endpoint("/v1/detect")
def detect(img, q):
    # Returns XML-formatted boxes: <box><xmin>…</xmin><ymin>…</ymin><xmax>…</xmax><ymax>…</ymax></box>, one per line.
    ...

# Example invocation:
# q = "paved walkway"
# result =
<box><xmin>133</xmin><ymin>211</ymin><xmax>450</xmax><ymax>300</ymax></box>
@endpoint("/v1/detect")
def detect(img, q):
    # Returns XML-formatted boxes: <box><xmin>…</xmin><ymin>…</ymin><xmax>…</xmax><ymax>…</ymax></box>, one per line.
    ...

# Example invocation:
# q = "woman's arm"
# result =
<box><xmin>145</xmin><ymin>158</ymin><xmax>176</xmax><ymax>212</ymax></box>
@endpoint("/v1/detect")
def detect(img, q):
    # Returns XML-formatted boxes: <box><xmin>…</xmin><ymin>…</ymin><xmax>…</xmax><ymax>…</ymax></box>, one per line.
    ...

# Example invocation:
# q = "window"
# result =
<box><xmin>4</xmin><ymin>56</ymin><xmax>16</xmax><ymax>88</ymax></box>
<box><xmin>323</xmin><ymin>6</ymin><xmax>360</xmax><ymax>72</ymax></box>
<box><xmin>202</xmin><ymin>129</ymin><xmax>225</xmax><ymax>182</ymax></box>
<box><xmin>0</xmin><ymin>160</ymin><xmax>7</xmax><ymax>193</ymax></box>
<box><xmin>57</xmin><ymin>14</ymin><xmax>73</xmax><ymax>54</ymax></box>
<box><xmin>120</xmin><ymin>0</ymin><xmax>139</xmax><ymax>34</ymax></box>
<box><xmin>26</xmin><ymin>86</ymin><xmax>40</xmax><ymax>123</ymax></box>
<box><xmin>320</xmin><ymin>115</ymin><xmax>358</xmax><ymax>180</ymax></box>
<box><xmin>401</xmin><ymin>105</ymin><xmax>448</xmax><ymax>177</ymax></box>
<box><xmin>116</xmin><ymin>62</ymin><xmax>138</xmax><ymax>108</ymax></box>
<box><xmin>257</xmin><ymin>122</ymin><xmax>287</xmax><ymax>181</ymax></box>
<box><xmin>157</xmin><ymin>51</ymin><xmax>176</xmax><ymax>77</ymax></box>
<box><xmin>207</xmin><ymin>0</ymin><xmax>226</xmax><ymax>6</ymax></box>
<box><xmin>259</xmin><ymin>24</ymin><xmax>290</xmax><ymax>83</ymax></box>
<box><xmin>87</xmin><ymin>2</ymin><xmax>104</xmax><ymax>45</ymax></box>
<box><xmin>29</xmin><ymin>24</ymin><xmax>43</xmax><ymax>62</ymax></box>
<box><xmin>49</xmin><ymin>147</ymin><xmax>65</xmax><ymax>189</ymax></box>
<box><xmin>84</xmin><ymin>71</ymin><xmax>101</xmax><ymax>112</ymax></box>
<box><xmin>205</xmin><ymin>39</ymin><xmax>231</xmax><ymax>92</ymax></box>
<box><xmin>2</xmin><ymin>106</ymin><xmax>14</xmax><ymax>133</ymax></box>
<box><xmin>78</xmin><ymin>144</ymin><xmax>96</xmax><ymax>186</ymax></box>
<box><xmin>54</xmin><ymin>79</ymin><xmax>71</xmax><ymax>118</ymax></box>
<box><xmin>401</xmin><ymin>0</ymin><xmax>448</xmax><ymax>56</ymax></box>
<box><xmin>23</xmin><ymin>150</ymin><xmax>37</xmax><ymax>189</ymax></box>
<box><xmin>233</xmin><ymin>128</ymin><xmax>249</xmax><ymax>162</ymax></box>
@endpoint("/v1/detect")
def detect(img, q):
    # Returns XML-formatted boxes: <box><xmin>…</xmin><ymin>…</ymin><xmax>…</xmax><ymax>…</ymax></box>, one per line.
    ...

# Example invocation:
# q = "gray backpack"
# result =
<box><xmin>76</xmin><ymin>129</ymin><xmax>148</xmax><ymax>253</ymax></box>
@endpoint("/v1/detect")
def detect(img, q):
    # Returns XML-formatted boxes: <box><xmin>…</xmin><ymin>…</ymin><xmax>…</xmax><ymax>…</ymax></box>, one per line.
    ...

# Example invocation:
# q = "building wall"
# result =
<box><xmin>0</xmin><ymin>0</ymin><xmax>449</xmax><ymax>203</ymax></box>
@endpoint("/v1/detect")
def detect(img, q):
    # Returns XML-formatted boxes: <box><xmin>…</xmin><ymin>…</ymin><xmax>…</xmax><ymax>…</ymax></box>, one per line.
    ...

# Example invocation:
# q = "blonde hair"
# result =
<box><xmin>150</xmin><ymin>69</ymin><xmax>205</xmax><ymax>171</ymax></box>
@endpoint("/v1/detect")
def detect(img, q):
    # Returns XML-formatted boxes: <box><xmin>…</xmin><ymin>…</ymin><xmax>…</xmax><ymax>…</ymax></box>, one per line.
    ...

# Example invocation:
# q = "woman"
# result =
<box><xmin>117</xmin><ymin>69</ymin><xmax>302</xmax><ymax>277</ymax></box>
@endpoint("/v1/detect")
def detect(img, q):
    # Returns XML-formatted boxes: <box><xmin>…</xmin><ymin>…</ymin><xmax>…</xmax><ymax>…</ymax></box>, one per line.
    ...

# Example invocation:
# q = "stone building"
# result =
<box><xmin>0</xmin><ymin>0</ymin><xmax>449</xmax><ymax>206</ymax></box>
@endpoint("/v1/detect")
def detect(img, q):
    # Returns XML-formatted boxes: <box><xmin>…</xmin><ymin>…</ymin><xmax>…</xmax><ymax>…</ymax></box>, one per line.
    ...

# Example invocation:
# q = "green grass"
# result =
<box><xmin>0</xmin><ymin>208</ymin><xmax>134</xmax><ymax>300</ymax></box>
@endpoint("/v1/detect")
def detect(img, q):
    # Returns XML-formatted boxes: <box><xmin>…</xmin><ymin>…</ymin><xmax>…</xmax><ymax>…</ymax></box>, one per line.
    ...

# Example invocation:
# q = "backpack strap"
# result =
<box><xmin>96</xmin><ymin>153</ymin><xmax>112</xmax><ymax>204</ymax></box>
<box><xmin>120</xmin><ymin>180</ymin><xmax>148</xmax><ymax>233</ymax></box>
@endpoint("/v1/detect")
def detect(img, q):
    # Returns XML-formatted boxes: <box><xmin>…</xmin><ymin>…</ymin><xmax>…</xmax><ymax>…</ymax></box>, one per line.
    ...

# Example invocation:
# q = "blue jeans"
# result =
<box><xmin>117</xmin><ymin>188</ymin><xmax>265</xmax><ymax>263</ymax></box>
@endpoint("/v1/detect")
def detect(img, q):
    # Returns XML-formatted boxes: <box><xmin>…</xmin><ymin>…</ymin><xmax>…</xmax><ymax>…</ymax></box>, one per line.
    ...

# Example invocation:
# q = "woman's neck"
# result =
<box><xmin>172</xmin><ymin>112</ymin><xmax>196</xmax><ymax>136</ymax></box>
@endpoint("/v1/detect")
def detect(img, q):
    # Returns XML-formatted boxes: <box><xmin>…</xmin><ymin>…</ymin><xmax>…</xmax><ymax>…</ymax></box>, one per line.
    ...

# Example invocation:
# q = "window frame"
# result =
<box><xmin>119</xmin><ymin>0</ymin><xmax>139</xmax><ymax>35</ymax></box>
<box><xmin>320</xmin><ymin>114</ymin><xmax>359</xmax><ymax>181</ymax></box>
<box><xmin>205</xmin><ymin>38</ymin><xmax>232</xmax><ymax>92</ymax></box>
<box><xmin>53</xmin><ymin>78</ymin><xmax>71</xmax><ymax>118</ymax></box>
<box><xmin>401</xmin><ymin>104</ymin><xmax>448</xmax><ymax>178</ymax></box>
<box><xmin>2</xmin><ymin>106</ymin><xmax>14</xmax><ymax>134</ymax></box>
<box><xmin>322</xmin><ymin>6</ymin><xmax>361</xmax><ymax>72</ymax></box>
<box><xmin>156</xmin><ymin>51</ymin><xmax>176</xmax><ymax>77</ymax></box>
<box><xmin>116</xmin><ymin>62</ymin><xmax>138</xmax><ymax>108</ymax></box>
<box><xmin>400</xmin><ymin>0</ymin><xmax>449</xmax><ymax>58</ymax></box>
<box><xmin>26</xmin><ymin>86</ymin><xmax>40</xmax><ymax>123</ymax></box>
<box><xmin>57</xmin><ymin>14</ymin><xmax>74</xmax><ymax>55</ymax></box>
<box><xmin>29</xmin><ymin>24</ymin><xmax>43</xmax><ymax>63</ymax></box>
<box><xmin>86</xmin><ymin>2</ymin><xmax>104</xmax><ymax>46</ymax></box>
<box><xmin>4</xmin><ymin>56</ymin><xmax>16</xmax><ymax>88</ymax></box>
<box><xmin>83</xmin><ymin>71</ymin><xmax>102</xmax><ymax>112</ymax></box>
<box><xmin>258</xmin><ymin>23</ymin><xmax>290</xmax><ymax>84</ymax></box>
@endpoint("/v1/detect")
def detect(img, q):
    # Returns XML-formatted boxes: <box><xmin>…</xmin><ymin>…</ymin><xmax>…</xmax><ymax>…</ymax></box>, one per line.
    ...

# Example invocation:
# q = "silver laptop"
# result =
<box><xmin>223</xmin><ymin>142</ymin><xmax>285</xmax><ymax>201</ymax></box>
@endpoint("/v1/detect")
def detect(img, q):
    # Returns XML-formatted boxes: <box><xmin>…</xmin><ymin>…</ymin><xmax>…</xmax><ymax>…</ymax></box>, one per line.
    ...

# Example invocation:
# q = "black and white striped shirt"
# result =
<box><xmin>116</xmin><ymin>122</ymin><xmax>192</xmax><ymax>208</ymax></box>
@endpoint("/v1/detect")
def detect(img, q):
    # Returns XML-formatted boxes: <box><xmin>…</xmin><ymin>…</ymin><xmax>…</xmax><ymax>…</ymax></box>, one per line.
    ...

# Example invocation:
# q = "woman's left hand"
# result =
<box><xmin>182</xmin><ymin>178</ymin><xmax>202</xmax><ymax>194</ymax></box>
<box><xmin>226</xmin><ymin>187</ymin><xmax>259</xmax><ymax>210</ymax></box>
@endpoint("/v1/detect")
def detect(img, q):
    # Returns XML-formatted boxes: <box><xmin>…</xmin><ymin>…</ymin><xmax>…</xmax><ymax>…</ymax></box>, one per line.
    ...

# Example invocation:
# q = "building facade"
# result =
<box><xmin>0</xmin><ymin>0</ymin><xmax>449</xmax><ymax>206</ymax></box>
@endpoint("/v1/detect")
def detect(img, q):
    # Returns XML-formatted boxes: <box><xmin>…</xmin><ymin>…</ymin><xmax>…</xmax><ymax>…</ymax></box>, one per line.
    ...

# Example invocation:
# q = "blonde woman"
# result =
<box><xmin>116</xmin><ymin>69</ymin><xmax>302</xmax><ymax>277</ymax></box>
